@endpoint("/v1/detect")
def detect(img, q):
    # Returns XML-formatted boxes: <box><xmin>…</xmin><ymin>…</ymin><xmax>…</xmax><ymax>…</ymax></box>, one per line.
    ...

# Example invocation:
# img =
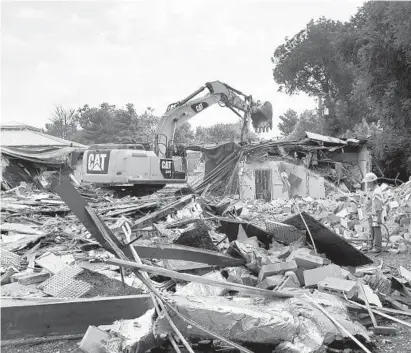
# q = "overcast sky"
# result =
<box><xmin>1</xmin><ymin>0</ymin><xmax>364</xmax><ymax>137</ymax></box>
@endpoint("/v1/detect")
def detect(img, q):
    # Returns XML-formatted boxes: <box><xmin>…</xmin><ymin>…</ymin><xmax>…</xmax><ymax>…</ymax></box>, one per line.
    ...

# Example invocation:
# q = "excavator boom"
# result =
<box><xmin>82</xmin><ymin>80</ymin><xmax>272</xmax><ymax>195</ymax></box>
<box><xmin>156</xmin><ymin>81</ymin><xmax>272</xmax><ymax>157</ymax></box>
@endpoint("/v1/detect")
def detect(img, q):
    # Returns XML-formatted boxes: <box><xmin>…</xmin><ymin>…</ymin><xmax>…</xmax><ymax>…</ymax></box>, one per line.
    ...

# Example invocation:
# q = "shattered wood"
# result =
<box><xmin>1</xmin><ymin>175</ymin><xmax>411</xmax><ymax>353</ymax></box>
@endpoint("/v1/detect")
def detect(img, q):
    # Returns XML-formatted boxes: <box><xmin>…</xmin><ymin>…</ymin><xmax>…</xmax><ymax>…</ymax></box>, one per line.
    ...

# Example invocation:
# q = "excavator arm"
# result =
<box><xmin>155</xmin><ymin>81</ymin><xmax>272</xmax><ymax>157</ymax></box>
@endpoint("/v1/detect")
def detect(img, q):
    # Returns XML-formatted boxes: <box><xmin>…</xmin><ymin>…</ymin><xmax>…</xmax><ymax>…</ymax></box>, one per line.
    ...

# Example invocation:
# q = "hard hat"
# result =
<box><xmin>362</xmin><ymin>172</ymin><xmax>378</xmax><ymax>183</ymax></box>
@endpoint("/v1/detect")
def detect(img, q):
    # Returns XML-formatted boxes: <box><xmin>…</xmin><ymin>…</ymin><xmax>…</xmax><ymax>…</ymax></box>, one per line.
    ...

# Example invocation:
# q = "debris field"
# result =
<box><xmin>1</xmin><ymin>177</ymin><xmax>411</xmax><ymax>353</ymax></box>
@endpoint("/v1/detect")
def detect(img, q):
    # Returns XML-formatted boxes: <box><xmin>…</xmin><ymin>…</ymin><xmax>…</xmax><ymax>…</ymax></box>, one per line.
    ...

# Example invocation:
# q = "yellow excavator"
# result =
<box><xmin>81</xmin><ymin>81</ymin><xmax>273</xmax><ymax>195</ymax></box>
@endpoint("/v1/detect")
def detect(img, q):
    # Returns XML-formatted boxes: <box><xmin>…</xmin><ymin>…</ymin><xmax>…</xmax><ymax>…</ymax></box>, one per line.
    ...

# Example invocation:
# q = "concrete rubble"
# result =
<box><xmin>1</xmin><ymin>176</ymin><xmax>411</xmax><ymax>353</ymax></box>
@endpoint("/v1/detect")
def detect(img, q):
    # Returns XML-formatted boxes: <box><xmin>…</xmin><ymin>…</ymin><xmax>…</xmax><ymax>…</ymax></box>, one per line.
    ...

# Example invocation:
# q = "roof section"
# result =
<box><xmin>305</xmin><ymin>131</ymin><xmax>347</xmax><ymax>145</ymax></box>
<box><xmin>0</xmin><ymin>123</ymin><xmax>87</xmax><ymax>148</ymax></box>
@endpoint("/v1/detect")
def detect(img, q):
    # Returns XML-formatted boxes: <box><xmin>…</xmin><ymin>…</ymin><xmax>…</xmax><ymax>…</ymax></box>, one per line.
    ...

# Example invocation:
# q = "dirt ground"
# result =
<box><xmin>3</xmin><ymin>251</ymin><xmax>411</xmax><ymax>353</ymax></box>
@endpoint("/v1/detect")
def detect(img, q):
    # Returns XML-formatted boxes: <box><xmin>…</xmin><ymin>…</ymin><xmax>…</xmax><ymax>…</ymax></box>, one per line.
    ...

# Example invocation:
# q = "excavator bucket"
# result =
<box><xmin>251</xmin><ymin>101</ymin><xmax>273</xmax><ymax>133</ymax></box>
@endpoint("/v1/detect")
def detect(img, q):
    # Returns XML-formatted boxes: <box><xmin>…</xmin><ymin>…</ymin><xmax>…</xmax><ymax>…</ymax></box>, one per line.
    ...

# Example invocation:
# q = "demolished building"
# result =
<box><xmin>191</xmin><ymin>131</ymin><xmax>371</xmax><ymax>199</ymax></box>
<box><xmin>239</xmin><ymin>132</ymin><xmax>371</xmax><ymax>201</ymax></box>
<box><xmin>3</xmin><ymin>129</ymin><xmax>411</xmax><ymax>353</ymax></box>
<box><xmin>0</xmin><ymin>123</ymin><xmax>87</xmax><ymax>190</ymax></box>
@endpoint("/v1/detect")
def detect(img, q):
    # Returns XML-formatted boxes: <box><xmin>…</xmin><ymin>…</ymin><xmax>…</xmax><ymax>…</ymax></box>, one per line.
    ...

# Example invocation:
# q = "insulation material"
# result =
<box><xmin>38</xmin><ymin>266</ymin><xmax>92</xmax><ymax>298</ymax></box>
<box><xmin>107</xmin><ymin>308</ymin><xmax>163</xmax><ymax>353</ymax></box>
<box><xmin>228</xmin><ymin>240</ymin><xmax>268</xmax><ymax>273</ymax></box>
<box><xmin>175</xmin><ymin>271</ymin><xmax>229</xmax><ymax>297</ymax></box>
<box><xmin>155</xmin><ymin>291</ymin><xmax>370</xmax><ymax>353</ymax></box>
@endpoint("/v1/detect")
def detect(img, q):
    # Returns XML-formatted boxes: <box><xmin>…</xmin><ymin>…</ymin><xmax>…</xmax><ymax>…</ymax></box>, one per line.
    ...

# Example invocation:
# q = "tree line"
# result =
<box><xmin>45</xmin><ymin>103</ymin><xmax>246</xmax><ymax>147</ymax></box>
<box><xmin>273</xmin><ymin>1</ymin><xmax>411</xmax><ymax>180</ymax></box>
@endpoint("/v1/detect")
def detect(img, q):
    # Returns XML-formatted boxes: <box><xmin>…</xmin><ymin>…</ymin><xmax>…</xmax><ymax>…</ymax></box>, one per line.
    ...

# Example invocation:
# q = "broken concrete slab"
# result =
<box><xmin>79</xmin><ymin>325</ymin><xmax>109</xmax><ymax>353</ymax></box>
<box><xmin>318</xmin><ymin>277</ymin><xmax>358</xmax><ymax>299</ymax></box>
<box><xmin>304</xmin><ymin>264</ymin><xmax>344</xmax><ymax>288</ymax></box>
<box><xmin>256</xmin><ymin>275</ymin><xmax>284</xmax><ymax>289</ymax></box>
<box><xmin>36</xmin><ymin>252</ymin><xmax>69</xmax><ymax>274</ymax></box>
<box><xmin>283</xmin><ymin>212</ymin><xmax>372</xmax><ymax>267</ymax></box>
<box><xmin>294</xmin><ymin>252</ymin><xmax>327</xmax><ymax>270</ymax></box>
<box><xmin>399</xmin><ymin>266</ymin><xmax>411</xmax><ymax>284</ymax></box>
<box><xmin>155</xmin><ymin>292</ymin><xmax>369</xmax><ymax>353</ymax></box>
<box><xmin>223</xmin><ymin>267</ymin><xmax>258</xmax><ymax>287</ymax></box>
<box><xmin>258</xmin><ymin>260</ymin><xmax>297</xmax><ymax>281</ymax></box>
<box><xmin>358</xmin><ymin>284</ymin><xmax>382</xmax><ymax>307</ymax></box>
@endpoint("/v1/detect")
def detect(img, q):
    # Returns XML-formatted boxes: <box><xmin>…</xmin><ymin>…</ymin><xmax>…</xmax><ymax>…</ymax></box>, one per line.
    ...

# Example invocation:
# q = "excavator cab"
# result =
<box><xmin>250</xmin><ymin>101</ymin><xmax>273</xmax><ymax>133</ymax></box>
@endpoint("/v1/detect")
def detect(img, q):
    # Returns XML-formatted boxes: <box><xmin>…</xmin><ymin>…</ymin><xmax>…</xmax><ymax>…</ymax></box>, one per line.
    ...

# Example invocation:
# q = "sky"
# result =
<box><xmin>1</xmin><ymin>0</ymin><xmax>364</xmax><ymax>137</ymax></box>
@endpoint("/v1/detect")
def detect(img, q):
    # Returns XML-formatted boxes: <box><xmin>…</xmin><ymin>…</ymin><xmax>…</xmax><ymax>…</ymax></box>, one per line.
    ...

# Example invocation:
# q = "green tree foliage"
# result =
<box><xmin>278</xmin><ymin>109</ymin><xmax>299</xmax><ymax>136</ymax></box>
<box><xmin>289</xmin><ymin>110</ymin><xmax>325</xmax><ymax>140</ymax></box>
<box><xmin>194</xmin><ymin>121</ymin><xmax>254</xmax><ymax>144</ymax></box>
<box><xmin>45</xmin><ymin>105</ymin><xmax>79</xmax><ymax>140</ymax></box>
<box><xmin>272</xmin><ymin>3</ymin><xmax>411</xmax><ymax>179</ymax></box>
<box><xmin>174</xmin><ymin>123</ymin><xmax>195</xmax><ymax>144</ymax></box>
<box><xmin>73</xmin><ymin>104</ymin><xmax>159</xmax><ymax>145</ymax></box>
<box><xmin>272</xmin><ymin>18</ymin><xmax>361</xmax><ymax>135</ymax></box>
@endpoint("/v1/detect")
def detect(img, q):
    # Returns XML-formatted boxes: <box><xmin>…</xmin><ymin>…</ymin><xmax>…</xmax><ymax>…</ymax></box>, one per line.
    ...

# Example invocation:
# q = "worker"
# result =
<box><xmin>362</xmin><ymin>172</ymin><xmax>384</xmax><ymax>253</ymax></box>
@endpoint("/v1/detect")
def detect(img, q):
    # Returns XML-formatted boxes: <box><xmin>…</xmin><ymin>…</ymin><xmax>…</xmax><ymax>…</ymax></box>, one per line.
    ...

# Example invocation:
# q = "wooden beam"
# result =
<box><xmin>106</xmin><ymin>258</ymin><xmax>293</xmax><ymax>299</ymax></box>
<box><xmin>133</xmin><ymin>243</ymin><xmax>245</xmax><ymax>267</ymax></box>
<box><xmin>131</xmin><ymin>195</ymin><xmax>195</xmax><ymax>230</ymax></box>
<box><xmin>1</xmin><ymin>295</ymin><xmax>153</xmax><ymax>340</ymax></box>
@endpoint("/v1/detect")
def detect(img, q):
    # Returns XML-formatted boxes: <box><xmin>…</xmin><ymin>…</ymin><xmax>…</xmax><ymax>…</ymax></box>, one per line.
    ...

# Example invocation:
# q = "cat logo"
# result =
<box><xmin>160</xmin><ymin>159</ymin><xmax>173</xmax><ymax>179</ymax></box>
<box><xmin>161</xmin><ymin>160</ymin><xmax>172</xmax><ymax>170</ymax></box>
<box><xmin>191</xmin><ymin>102</ymin><xmax>209</xmax><ymax>113</ymax></box>
<box><xmin>87</xmin><ymin>151</ymin><xmax>110</xmax><ymax>174</ymax></box>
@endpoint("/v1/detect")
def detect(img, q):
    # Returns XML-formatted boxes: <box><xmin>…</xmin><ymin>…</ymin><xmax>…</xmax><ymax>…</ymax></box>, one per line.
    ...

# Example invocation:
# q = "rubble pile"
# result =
<box><xmin>234</xmin><ymin>180</ymin><xmax>411</xmax><ymax>253</ymax></box>
<box><xmin>1</xmin><ymin>178</ymin><xmax>411</xmax><ymax>353</ymax></box>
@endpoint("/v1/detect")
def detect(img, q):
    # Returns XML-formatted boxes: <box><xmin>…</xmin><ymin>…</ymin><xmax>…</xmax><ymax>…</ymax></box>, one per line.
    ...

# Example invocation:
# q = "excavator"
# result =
<box><xmin>81</xmin><ymin>81</ymin><xmax>273</xmax><ymax>195</ymax></box>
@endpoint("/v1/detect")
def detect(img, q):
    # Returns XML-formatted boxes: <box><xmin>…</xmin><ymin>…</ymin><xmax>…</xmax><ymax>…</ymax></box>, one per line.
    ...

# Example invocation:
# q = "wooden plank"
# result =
<box><xmin>52</xmin><ymin>177</ymin><xmax>132</xmax><ymax>258</ymax></box>
<box><xmin>106</xmin><ymin>258</ymin><xmax>293</xmax><ymax>299</ymax></box>
<box><xmin>1</xmin><ymin>295</ymin><xmax>153</xmax><ymax>340</ymax></box>
<box><xmin>105</xmin><ymin>202</ymin><xmax>157</xmax><ymax>217</ymax></box>
<box><xmin>131</xmin><ymin>195</ymin><xmax>195</xmax><ymax>230</ymax></box>
<box><xmin>133</xmin><ymin>243</ymin><xmax>244</xmax><ymax>267</ymax></box>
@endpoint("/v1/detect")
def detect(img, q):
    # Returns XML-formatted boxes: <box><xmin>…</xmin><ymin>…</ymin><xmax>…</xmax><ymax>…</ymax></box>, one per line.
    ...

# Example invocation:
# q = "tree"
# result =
<box><xmin>289</xmin><ymin>110</ymin><xmax>325</xmax><ymax>140</ymax></box>
<box><xmin>272</xmin><ymin>18</ymin><xmax>360</xmax><ymax>135</ymax></box>
<box><xmin>45</xmin><ymin>105</ymin><xmax>79</xmax><ymax>140</ymax></box>
<box><xmin>174</xmin><ymin>123</ymin><xmax>195</xmax><ymax>144</ymax></box>
<box><xmin>71</xmin><ymin>104</ymin><xmax>160</xmax><ymax>145</ymax></box>
<box><xmin>340</xmin><ymin>2</ymin><xmax>411</xmax><ymax>179</ymax></box>
<box><xmin>278</xmin><ymin>109</ymin><xmax>299</xmax><ymax>136</ymax></box>
<box><xmin>194</xmin><ymin>121</ymin><xmax>245</xmax><ymax>144</ymax></box>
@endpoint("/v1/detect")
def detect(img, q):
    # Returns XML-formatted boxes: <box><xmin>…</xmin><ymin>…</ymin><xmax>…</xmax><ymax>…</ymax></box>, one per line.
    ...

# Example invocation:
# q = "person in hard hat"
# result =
<box><xmin>362</xmin><ymin>172</ymin><xmax>384</xmax><ymax>253</ymax></box>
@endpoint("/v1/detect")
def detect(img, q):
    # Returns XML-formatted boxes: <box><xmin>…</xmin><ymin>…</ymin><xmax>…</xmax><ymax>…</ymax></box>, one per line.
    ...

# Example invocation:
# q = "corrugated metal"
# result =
<box><xmin>0</xmin><ymin>128</ymin><xmax>86</xmax><ymax>148</ymax></box>
<box><xmin>1</xmin><ymin>146</ymin><xmax>79</xmax><ymax>166</ymax></box>
<box><xmin>305</xmin><ymin>131</ymin><xmax>347</xmax><ymax>145</ymax></box>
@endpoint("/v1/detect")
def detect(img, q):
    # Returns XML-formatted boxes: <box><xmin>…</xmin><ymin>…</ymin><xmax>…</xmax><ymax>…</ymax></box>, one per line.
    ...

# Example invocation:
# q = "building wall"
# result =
<box><xmin>327</xmin><ymin>145</ymin><xmax>371</xmax><ymax>185</ymax></box>
<box><xmin>239</xmin><ymin>160</ymin><xmax>325</xmax><ymax>200</ymax></box>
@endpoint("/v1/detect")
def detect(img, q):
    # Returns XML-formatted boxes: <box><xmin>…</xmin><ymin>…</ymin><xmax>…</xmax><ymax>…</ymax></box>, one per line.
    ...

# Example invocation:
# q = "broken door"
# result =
<box><xmin>255</xmin><ymin>169</ymin><xmax>272</xmax><ymax>201</ymax></box>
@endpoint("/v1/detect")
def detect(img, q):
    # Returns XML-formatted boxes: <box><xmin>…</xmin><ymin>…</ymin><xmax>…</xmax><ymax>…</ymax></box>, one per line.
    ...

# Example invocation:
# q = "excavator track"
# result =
<box><xmin>108</xmin><ymin>184</ymin><xmax>166</xmax><ymax>198</ymax></box>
